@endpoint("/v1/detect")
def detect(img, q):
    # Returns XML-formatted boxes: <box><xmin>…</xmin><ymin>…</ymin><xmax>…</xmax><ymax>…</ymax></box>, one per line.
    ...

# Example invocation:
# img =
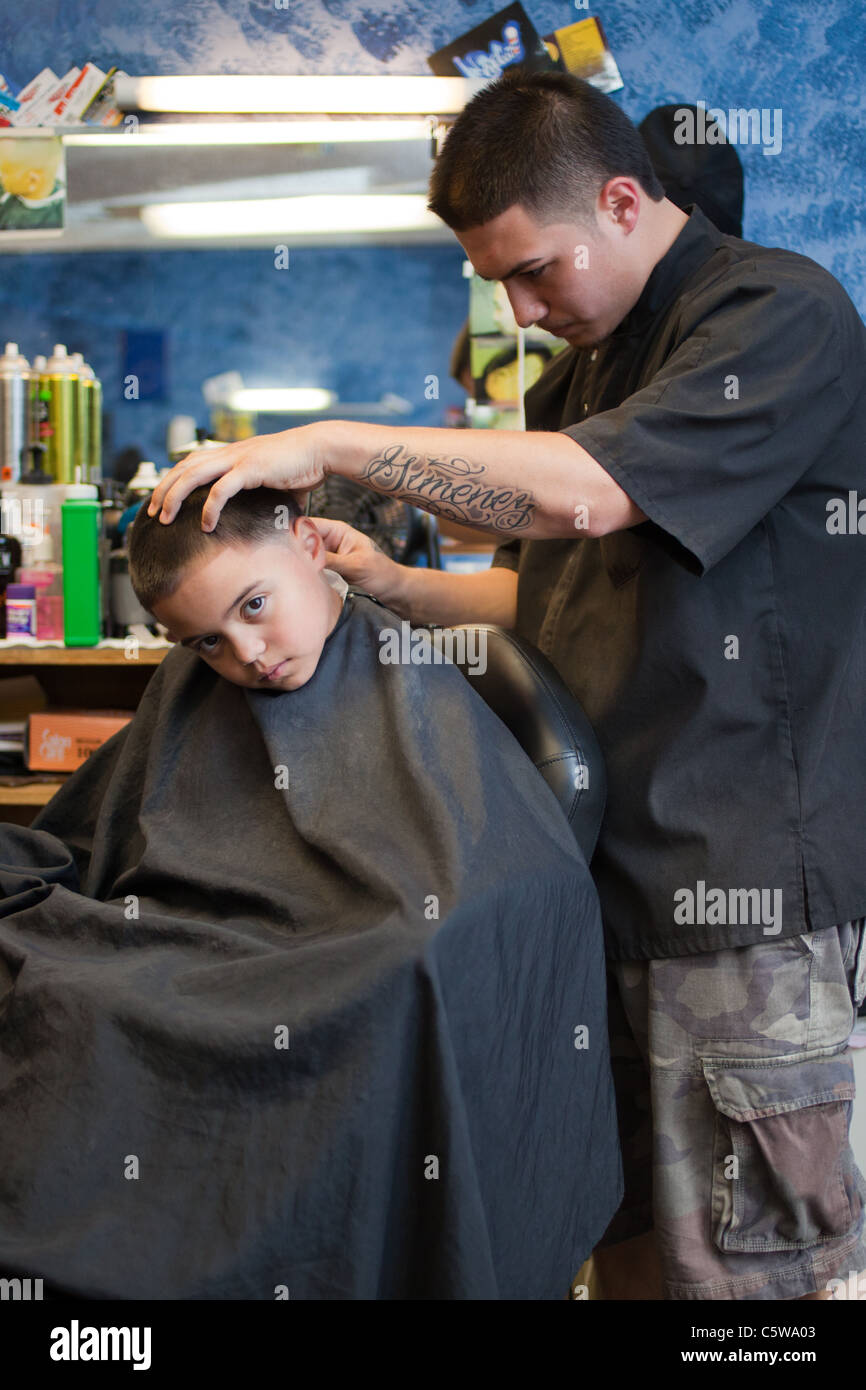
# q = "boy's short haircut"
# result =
<box><xmin>127</xmin><ymin>484</ymin><xmax>303</xmax><ymax>616</ymax></box>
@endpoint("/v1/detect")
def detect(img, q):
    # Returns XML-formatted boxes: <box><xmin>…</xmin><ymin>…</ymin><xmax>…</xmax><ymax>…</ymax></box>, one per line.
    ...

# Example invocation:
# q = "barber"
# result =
<box><xmin>146</xmin><ymin>69</ymin><xmax>866</xmax><ymax>1304</ymax></box>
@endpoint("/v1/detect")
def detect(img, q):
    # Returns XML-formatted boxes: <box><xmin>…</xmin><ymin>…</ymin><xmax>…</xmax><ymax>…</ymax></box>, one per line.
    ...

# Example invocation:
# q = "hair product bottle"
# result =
<box><xmin>61</xmin><ymin>491</ymin><xmax>102</xmax><ymax>646</ymax></box>
<box><xmin>42</xmin><ymin>343</ymin><xmax>79</xmax><ymax>483</ymax></box>
<box><xmin>0</xmin><ymin>342</ymin><xmax>31</xmax><ymax>484</ymax></box>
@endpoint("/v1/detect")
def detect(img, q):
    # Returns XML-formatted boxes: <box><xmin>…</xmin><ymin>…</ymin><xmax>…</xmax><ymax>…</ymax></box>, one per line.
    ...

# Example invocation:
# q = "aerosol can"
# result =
<box><xmin>0</xmin><ymin>342</ymin><xmax>31</xmax><ymax>483</ymax></box>
<box><xmin>28</xmin><ymin>353</ymin><xmax>47</xmax><ymax>467</ymax></box>
<box><xmin>87</xmin><ymin>359</ymin><xmax>103</xmax><ymax>483</ymax></box>
<box><xmin>41</xmin><ymin>343</ymin><xmax>79</xmax><ymax>483</ymax></box>
<box><xmin>70</xmin><ymin>352</ymin><xmax>92</xmax><ymax>484</ymax></box>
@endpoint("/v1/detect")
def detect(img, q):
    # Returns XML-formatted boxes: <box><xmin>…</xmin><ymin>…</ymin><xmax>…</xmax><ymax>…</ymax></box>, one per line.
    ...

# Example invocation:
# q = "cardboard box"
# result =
<box><xmin>26</xmin><ymin>708</ymin><xmax>134</xmax><ymax>772</ymax></box>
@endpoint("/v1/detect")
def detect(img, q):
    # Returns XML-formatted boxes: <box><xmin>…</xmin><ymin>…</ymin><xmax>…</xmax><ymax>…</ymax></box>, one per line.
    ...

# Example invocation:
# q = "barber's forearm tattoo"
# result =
<box><xmin>360</xmin><ymin>442</ymin><xmax>536</xmax><ymax>533</ymax></box>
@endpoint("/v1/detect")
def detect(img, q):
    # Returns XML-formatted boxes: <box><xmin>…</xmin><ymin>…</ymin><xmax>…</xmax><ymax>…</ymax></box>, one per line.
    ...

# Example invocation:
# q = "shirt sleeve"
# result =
<box><xmin>490</xmin><ymin>538</ymin><xmax>522</xmax><ymax>571</ymax></box>
<box><xmin>565</xmin><ymin>269</ymin><xmax>848</xmax><ymax>575</ymax></box>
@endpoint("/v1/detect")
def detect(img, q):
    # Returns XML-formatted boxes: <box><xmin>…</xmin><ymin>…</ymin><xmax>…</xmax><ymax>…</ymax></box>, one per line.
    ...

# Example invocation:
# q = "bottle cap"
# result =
<box><xmin>0</xmin><ymin>342</ymin><xmax>29</xmax><ymax>371</ymax></box>
<box><xmin>62</xmin><ymin>483</ymin><xmax>99</xmax><ymax>499</ymax></box>
<box><xmin>128</xmin><ymin>461</ymin><xmax>162</xmax><ymax>491</ymax></box>
<box><xmin>6</xmin><ymin>584</ymin><xmax>36</xmax><ymax>598</ymax></box>
<box><xmin>47</xmin><ymin>344</ymin><xmax>76</xmax><ymax>375</ymax></box>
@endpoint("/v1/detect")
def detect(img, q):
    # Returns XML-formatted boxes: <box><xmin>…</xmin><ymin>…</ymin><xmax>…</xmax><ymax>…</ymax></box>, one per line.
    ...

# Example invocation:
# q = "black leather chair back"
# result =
<box><xmin>429</xmin><ymin>624</ymin><xmax>606</xmax><ymax>865</ymax></box>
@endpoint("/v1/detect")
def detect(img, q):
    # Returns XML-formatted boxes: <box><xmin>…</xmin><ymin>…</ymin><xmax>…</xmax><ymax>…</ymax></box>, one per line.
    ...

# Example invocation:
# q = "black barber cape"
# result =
<box><xmin>0</xmin><ymin>592</ymin><xmax>621</xmax><ymax>1300</ymax></box>
<box><xmin>493</xmin><ymin>205</ymin><xmax>866</xmax><ymax>960</ymax></box>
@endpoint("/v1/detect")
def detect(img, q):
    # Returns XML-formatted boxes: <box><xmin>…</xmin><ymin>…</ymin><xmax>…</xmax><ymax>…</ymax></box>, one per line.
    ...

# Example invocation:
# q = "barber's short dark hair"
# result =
<box><xmin>127</xmin><ymin>484</ymin><xmax>303</xmax><ymax>616</ymax></box>
<box><xmin>428</xmin><ymin>68</ymin><xmax>665</xmax><ymax>231</ymax></box>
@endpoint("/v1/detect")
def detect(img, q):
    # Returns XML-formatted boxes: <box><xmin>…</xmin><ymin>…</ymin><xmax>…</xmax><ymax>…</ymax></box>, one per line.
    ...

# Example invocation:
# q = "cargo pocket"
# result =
<box><xmin>848</xmin><ymin>919</ymin><xmax>866</xmax><ymax>1008</ymax></box>
<box><xmin>702</xmin><ymin>1047</ymin><xmax>860</xmax><ymax>1252</ymax></box>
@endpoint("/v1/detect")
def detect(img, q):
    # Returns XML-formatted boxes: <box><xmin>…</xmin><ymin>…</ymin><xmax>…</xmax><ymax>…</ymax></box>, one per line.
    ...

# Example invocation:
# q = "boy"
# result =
<box><xmin>0</xmin><ymin>478</ymin><xmax>625</xmax><ymax>1299</ymax></box>
<box><xmin>127</xmin><ymin>484</ymin><xmax>347</xmax><ymax>691</ymax></box>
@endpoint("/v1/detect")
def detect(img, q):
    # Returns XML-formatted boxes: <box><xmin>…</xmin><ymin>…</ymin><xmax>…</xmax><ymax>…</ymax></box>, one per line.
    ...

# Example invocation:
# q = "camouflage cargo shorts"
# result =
<box><xmin>595</xmin><ymin>919</ymin><xmax>866</xmax><ymax>1300</ymax></box>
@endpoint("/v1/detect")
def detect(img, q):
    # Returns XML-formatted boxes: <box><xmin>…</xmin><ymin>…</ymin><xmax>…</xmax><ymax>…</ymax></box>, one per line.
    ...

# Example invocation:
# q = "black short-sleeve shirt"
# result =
<box><xmin>492</xmin><ymin>204</ymin><xmax>866</xmax><ymax>961</ymax></box>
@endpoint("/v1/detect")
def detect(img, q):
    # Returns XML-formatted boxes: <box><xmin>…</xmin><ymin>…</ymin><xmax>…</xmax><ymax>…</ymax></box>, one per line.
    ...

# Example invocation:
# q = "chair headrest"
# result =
<box><xmin>430</xmin><ymin>625</ymin><xmax>607</xmax><ymax>865</ymax></box>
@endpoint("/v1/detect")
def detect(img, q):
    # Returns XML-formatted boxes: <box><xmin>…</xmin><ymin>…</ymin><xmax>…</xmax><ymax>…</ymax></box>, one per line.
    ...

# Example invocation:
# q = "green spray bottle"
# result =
<box><xmin>61</xmin><ymin>488</ymin><xmax>101</xmax><ymax>645</ymax></box>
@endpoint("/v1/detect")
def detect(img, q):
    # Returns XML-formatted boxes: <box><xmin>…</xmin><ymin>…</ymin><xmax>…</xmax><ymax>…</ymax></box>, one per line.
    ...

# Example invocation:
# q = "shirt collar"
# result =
<box><xmin>607</xmin><ymin>203</ymin><xmax>726</xmax><ymax>340</ymax></box>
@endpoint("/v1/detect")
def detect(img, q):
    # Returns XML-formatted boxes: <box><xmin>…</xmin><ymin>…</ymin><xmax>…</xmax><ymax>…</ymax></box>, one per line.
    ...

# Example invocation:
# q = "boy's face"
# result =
<box><xmin>150</xmin><ymin>518</ymin><xmax>344</xmax><ymax>692</ymax></box>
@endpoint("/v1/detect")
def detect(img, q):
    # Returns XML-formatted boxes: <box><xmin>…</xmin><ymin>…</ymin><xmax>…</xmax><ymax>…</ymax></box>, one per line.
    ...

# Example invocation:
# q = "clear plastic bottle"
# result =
<box><xmin>3</xmin><ymin>459</ymin><xmax>98</xmax><ymax>640</ymax></box>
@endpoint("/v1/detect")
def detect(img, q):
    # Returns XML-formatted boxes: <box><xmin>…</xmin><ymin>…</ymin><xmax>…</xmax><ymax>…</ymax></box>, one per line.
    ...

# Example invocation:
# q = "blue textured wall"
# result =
<box><xmin>1</xmin><ymin>0</ymin><xmax>863</xmax><ymax>468</ymax></box>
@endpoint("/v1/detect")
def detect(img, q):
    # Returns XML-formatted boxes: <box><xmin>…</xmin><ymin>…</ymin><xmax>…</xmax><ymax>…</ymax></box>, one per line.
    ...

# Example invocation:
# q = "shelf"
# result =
<box><xmin>0</xmin><ymin>780</ymin><xmax>64</xmax><ymax>805</ymax></box>
<box><xmin>0</xmin><ymin>645</ymin><xmax>170</xmax><ymax>665</ymax></box>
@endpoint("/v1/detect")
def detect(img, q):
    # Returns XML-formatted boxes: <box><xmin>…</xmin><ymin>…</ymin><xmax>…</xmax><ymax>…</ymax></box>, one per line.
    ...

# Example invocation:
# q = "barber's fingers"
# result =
<box><xmin>146</xmin><ymin>442</ymin><xmax>248</xmax><ymax>524</ymax></box>
<box><xmin>146</xmin><ymin>428</ymin><xmax>323</xmax><ymax>530</ymax></box>
<box><xmin>306</xmin><ymin>517</ymin><xmax>392</xmax><ymax>592</ymax></box>
<box><xmin>307</xmin><ymin>516</ymin><xmax>376</xmax><ymax>555</ymax></box>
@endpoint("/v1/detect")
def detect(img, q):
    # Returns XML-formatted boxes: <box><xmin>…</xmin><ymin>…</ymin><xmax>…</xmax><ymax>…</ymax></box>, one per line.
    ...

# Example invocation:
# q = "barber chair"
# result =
<box><xmin>429</xmin><ymin>625</ymin><xmax>606</xmax><ymax>865</ymax></box>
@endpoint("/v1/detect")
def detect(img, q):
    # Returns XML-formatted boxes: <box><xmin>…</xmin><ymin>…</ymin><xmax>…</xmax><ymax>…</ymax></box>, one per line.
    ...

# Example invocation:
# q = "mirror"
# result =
<box><xmin>0</xmin><ymin>121</ymin><xmax>472</xmax><ymax>493</ymax></box>
<box><xmin>1</xmin><ymin>126</ymin><xmax>454</xmax><ymax>252</ymax></box>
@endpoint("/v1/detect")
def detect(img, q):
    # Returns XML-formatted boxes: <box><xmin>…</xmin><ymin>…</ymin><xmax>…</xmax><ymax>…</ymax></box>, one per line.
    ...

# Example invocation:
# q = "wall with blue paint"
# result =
<box><xmin>1</xmin><ymin>0</ymin><xmax>862</xmax><ymax>470</ymax></box>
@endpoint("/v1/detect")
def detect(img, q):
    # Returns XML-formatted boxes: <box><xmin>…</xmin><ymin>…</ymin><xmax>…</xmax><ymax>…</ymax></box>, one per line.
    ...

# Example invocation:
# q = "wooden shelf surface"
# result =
<box><xmin>0</xmin><ymin>645</ymin><xmax>170</xmax><ymax>666</ymax></box>
<box><xmin>0</xmin><ymin>781</ymin><xmax>65</xmax><ymax>805</ymax></box>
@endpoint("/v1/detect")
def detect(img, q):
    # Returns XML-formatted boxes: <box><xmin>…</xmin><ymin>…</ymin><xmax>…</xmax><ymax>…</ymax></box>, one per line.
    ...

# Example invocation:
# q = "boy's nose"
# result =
<box><xmin>230</xmin><ymin>635</ymin><xmax>267</xmax><ymax>666</ymax></box>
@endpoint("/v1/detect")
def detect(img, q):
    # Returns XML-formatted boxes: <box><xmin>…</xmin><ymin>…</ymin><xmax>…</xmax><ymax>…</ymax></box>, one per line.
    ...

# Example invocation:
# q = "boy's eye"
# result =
<box><xmin>524</xmin><ymin>264</ymin><xmax>547</xmax><ymax>280</ymax></box>
<box><xmin>195</xmin><ymin>595</ymin><xmax>266</xmax><ymax>653</ymax></box>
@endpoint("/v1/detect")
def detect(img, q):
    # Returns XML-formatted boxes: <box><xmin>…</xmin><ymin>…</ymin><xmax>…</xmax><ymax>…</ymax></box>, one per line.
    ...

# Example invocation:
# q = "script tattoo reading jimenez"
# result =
<box><xmin>361</xmin><ymin>443</ymin><xmax>535</xmax><ymax>534</ymax></box>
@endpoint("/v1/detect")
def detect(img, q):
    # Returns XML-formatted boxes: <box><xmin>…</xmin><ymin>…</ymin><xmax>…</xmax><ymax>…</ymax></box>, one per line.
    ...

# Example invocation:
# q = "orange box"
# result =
<box><xmin>26</xmin><ymin>708</ymin><xmax>134</xmax><ymax>772</ymax></box>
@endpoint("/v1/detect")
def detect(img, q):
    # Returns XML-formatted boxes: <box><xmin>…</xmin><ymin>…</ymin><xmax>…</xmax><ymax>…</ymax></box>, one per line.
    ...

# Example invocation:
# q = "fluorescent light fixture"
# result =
<box><xmin>63</xmin><ymin>119</ymin><xmax>434</xmax><ymax>147</ymax></box>
<box><xmin>115</xmin><ymin>74</ymin><xmax>484</xmax><ymax>115</ymax></box>
<box><xmin>228</xmin><ymin>388</ymin><xmax>336</xmax><ymax>412</ymax></box>
<box><xmin>141</xmin><ymin>194</ymin><xmax>440</xmax><ymax>238</ymax></box>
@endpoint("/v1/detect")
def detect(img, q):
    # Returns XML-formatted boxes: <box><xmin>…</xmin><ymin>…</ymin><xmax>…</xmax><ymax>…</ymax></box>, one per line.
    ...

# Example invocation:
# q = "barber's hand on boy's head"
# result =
<box><xmin>145</xmin><ymin>424</ymin><xmax>325</xmax><ymax>529</ymax></box>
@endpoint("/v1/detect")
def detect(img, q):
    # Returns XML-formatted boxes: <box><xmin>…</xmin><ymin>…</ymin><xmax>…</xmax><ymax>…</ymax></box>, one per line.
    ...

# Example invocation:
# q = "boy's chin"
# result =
<box><xmin>244</xmin><ymin>661</ymin><xmax>317</xmax><ymax>692</ymax></box>
<box><xmin>257</xmin><ymin>673</ymin><xmax>311</xmax><ymax>692</ymax></box>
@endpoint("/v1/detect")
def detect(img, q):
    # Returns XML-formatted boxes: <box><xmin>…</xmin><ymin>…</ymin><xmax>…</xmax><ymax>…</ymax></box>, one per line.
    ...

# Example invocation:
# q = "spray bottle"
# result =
<box><xmin>62</xmin><ymin>474</ymin><xmax>102</xmax><ymax>646</ymax></box>
<box><xmin>41</xmin><ymin>343</ymin><xmax>79</xmax><ymax>483</ymax></box>
<box><xmin>28</xmin><ymin>353</ymin><xmax>47</xmax><ymax>468</ymax></box>
<box><xmin>0</xmin><ymin>342</ymin><xmax>32</xmax><ymax>484</ymax></box>
<box><xmin>87</xmin><ymin>358</ymin><xmax>102</xmax><ymax>483</ymax></box>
